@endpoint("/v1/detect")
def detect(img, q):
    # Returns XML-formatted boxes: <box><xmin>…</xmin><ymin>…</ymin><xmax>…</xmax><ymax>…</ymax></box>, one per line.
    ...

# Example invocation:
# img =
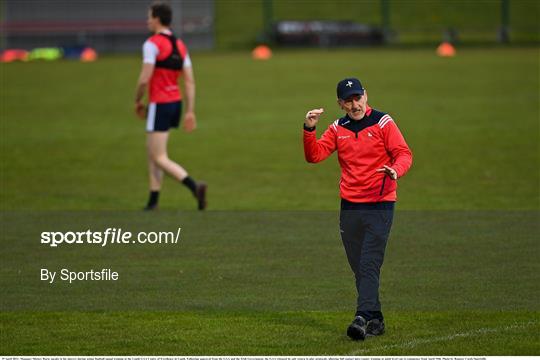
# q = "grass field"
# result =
<box><xmin>1</xmin><ymin>47</ymin><xmax>539</xmax><ymax>355</ymax></box>
<box><xmin>215</xmin><ymin>0</ymin><xmax>540</xmax><ymax>48</ymax></box>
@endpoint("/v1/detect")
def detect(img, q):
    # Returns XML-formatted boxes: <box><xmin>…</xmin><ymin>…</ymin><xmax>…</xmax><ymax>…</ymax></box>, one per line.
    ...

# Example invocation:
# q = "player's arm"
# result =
<box><xmin>182</xmin><ymin>62</ymin><xmax>196</xmax><ymax>132</ymax></box>
<box><xmin>377</xmin><ymin>117</ymin><xmax>412</xmax><ymax>179</ymax></box>
<box><xmin>134</xmin><ymin>40</ymin><xmax>158</xmax><ymax>119</ymax></box>
<box><xmin>134</xmin><ymin>63</ymin><xmax>154</xmax><ymax>118</ymax></box>
<box><xmin>303</xmin><ymin>108</ymin><xmax>337</xmax><ymax>163</ymax></box>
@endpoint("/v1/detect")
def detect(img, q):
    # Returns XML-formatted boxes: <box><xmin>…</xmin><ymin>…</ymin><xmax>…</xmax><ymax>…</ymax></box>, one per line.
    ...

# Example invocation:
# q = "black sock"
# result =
<box><xmin>182</xmin><ymin>176</ymin><xmax>197</xmax><ymax>196</ymax></box>
<box><xmin>146</xmin><ymin>191</ymin><xmax>160</xmax><ymax>208</ymax></box>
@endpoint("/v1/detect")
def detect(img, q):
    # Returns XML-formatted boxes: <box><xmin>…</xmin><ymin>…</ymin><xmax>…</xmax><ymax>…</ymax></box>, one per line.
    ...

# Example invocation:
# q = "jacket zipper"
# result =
<box><xmin>379</xmin><ymin>175</ymin><xmax>387</xmax><ymax>196</ymax></box>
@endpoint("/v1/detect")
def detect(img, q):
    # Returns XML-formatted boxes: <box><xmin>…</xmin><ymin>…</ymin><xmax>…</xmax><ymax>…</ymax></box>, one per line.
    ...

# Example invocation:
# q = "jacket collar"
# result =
<box><xmin>365</xmin><ymin>104</ymin><xmax>372</xmax><ymax>117</ymax></box>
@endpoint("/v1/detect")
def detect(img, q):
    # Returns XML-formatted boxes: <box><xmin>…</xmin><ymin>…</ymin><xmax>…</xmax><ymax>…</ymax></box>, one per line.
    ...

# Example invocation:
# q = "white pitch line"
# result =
<box><xmin>349</xmin><ymin>320</ymin><xmax>538</xmax><ymax>356</ymax></box>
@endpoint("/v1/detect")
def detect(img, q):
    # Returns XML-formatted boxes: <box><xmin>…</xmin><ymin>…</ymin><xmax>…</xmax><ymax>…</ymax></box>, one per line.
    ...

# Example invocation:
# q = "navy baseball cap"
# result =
<box><xmin>337</xmin><ymin>78</ymin><xmax>364</xmax><ymax>100</ymax></box>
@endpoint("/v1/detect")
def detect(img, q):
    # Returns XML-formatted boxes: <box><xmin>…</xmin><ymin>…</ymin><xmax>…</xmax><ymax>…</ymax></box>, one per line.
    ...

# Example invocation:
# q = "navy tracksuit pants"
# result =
<box><xmin>339</xmin><ymin>199</ymin><xmax>395</xmax><ymax>321</ymax></box>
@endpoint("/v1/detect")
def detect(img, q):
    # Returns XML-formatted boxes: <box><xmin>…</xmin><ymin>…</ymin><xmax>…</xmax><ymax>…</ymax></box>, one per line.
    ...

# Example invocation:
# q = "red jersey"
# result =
<box><xmin>143</xmin><ymin>31</ymin><xmax>190</xmax><ymax>103</ymax></box>
<box><xmin>303</xmin><ymin>105</ymin><xmax>412</xmax><ymax>203</ymax></box>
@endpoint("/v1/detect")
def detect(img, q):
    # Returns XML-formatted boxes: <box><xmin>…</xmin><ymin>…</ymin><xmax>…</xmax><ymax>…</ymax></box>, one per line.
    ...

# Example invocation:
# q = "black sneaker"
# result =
<box><xmin>347</xmin><ymin>316</ymin><xmax>367</xmax><ymax>341</ymax></box>
<box><xmin>195</xmin><ymin>182</ymin><xmax>207</xmax><ymax>210</ymax></box>
<box><xmin>366</xmin><ymin>318</ymin><xmax>385</xmax><ymax>336</ymax></box>
<box><xmin>143</xmin><ymin>205</ymin><xmax>158</xmax><ymax>211</ymax></box>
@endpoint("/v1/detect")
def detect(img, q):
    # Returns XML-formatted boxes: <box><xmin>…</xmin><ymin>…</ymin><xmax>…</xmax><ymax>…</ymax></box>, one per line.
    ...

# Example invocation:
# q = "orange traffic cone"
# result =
<box><xmin>252</xmin><ymin>45</ymin><xmax>272</xmax><ymax>60</ymax></box>
<box><xmin>80</xmin><ymin>47</ymin><xmax>98</xmax><ymax>62</ymax></box>
<box><xmin>437</xmin><ymin>42</ymin><xmax>456</xmax><ymax>57</ymax></box>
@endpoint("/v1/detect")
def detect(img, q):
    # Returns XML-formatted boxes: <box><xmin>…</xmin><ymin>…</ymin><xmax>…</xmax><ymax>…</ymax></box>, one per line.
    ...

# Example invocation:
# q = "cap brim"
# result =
<box><xmin>339</xmin><ymin>88</ymin><xmax>364</xmax><ymax>100</ymax></box>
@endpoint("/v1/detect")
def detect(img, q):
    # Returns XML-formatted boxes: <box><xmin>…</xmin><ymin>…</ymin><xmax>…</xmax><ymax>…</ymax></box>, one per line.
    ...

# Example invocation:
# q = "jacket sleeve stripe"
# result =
<box><xmin>379</xmin><ymin>115</ymin><xmax>393</xmax><ymax>129</ymax></box>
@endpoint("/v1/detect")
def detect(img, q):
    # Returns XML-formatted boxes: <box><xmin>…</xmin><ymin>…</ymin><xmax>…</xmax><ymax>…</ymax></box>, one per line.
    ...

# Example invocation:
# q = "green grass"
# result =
<box><xmin>1</xmin><ymin>211</ymin><xmax>539</xmax><ymax>355</ymax></box>
<box><xmin>215</xmin><ymin>0</ymin><xmax>540</xmax><ymax>48</ymax></box>
<box><xmin>1</xmin><ymin>48</ymin><xmax>538</xmax><ymax>210</ymax></box>
<box><xmin>2</xmin><ymin>311</ymin><xmax>539</xmax><ymax>355</ymax></box>
<box><xmin>2</xmin><ymin>211</ymin><xmax>538</xmax><ymax>311</ymax></box>
<box><xmin>1</xmin><ymin>48</ymin><xmax>539</xmax><ymax>354</ymax></box>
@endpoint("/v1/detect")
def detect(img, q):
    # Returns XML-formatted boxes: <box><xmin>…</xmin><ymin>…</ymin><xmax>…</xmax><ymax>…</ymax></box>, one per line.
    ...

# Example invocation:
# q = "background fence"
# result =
<box><xmin>216</xmin><ymin>0</ymin><xmax>539</xmax><ymax>49</ymax></box>
<box><xmin>0</xmin><ymin>0</ymin><xmax>214</xmax><ymax>52</ymax></box>
<box><xmin>0</xmin><ymin>0</ymin><xmax>538</xmax><ymax>52</ymax></box>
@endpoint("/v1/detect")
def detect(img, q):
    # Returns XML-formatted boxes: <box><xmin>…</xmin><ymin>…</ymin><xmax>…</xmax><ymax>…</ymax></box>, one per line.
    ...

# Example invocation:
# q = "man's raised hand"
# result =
<box><xmin>305</xmin><ymin>108</ymin><xmax>324</xmax><ymax>128</ymax></box>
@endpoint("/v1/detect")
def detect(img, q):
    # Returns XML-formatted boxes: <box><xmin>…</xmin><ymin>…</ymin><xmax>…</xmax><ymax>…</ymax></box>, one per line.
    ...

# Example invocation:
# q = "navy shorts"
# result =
<box><xmin>146</xmin><ymin>101</ymin><xmax>182</xmax><ymax>132</ymax></box>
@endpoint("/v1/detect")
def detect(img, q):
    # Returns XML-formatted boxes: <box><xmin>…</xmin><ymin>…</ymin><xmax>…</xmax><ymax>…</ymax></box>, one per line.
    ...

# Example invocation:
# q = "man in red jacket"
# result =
<box><xmin>303</xmin><ymin>78</ymin><xmax>412</xmax><ymax>340</ymax></box>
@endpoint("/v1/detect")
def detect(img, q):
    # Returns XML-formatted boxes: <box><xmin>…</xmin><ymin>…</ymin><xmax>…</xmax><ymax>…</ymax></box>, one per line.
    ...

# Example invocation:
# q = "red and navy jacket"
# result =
<box><xmin>303</xmin><ymin>105</ymin><xmax>412</xmax><ymax>203</ymax></box>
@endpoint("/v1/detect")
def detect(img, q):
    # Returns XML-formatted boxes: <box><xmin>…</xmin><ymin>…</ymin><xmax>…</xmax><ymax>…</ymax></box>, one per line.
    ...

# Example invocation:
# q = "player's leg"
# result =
<box><xmin>146</xmin><ymin>102</ymin><xmax>189</xmax><ymax>181</ymax></box>
<box><xmin>355</xmin><ymin>202</ymin><xmax>394</xmax><ymax>336</ymax></box>
<box><xmin>144</xmin><ymin>155</ymin><xmax>164</xmax><ymax>210</ymax></box>
<box><xmin>148</xmin><ymin>156</ymin><xmax>164</xmax><ymax>190</ymax></box>
<box><xmin>339</xmin><ymin>200</ymin><xmax>368</xmax><ymax>340</ymax></box>
<box><xmin>167</xmin><ymin>101</ymin><xmax>207</xmax><ymax>210</ymax></box>
<box><xmin>144</xmin><ymin>103</ymin><xmax>165</xmax><ymax>210</ymax></box>
<box><xmin>339</xmin><ymin>207</ymin><xmax>365</xmax><ymax>279</ymax></box>
<box><xmin>147</xmin><ymin>131</ymin><xmax>188</xmax><ymax>181</ymax></box>
<box><xmin>146</xmin><ymin>131</ymin><xmax>207</xmax><ymax>210</ymax></box>
<box><xmin>144</xmin><ymin>101</ymin><xmax>206</xmax><ymax>210</ymax></box>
